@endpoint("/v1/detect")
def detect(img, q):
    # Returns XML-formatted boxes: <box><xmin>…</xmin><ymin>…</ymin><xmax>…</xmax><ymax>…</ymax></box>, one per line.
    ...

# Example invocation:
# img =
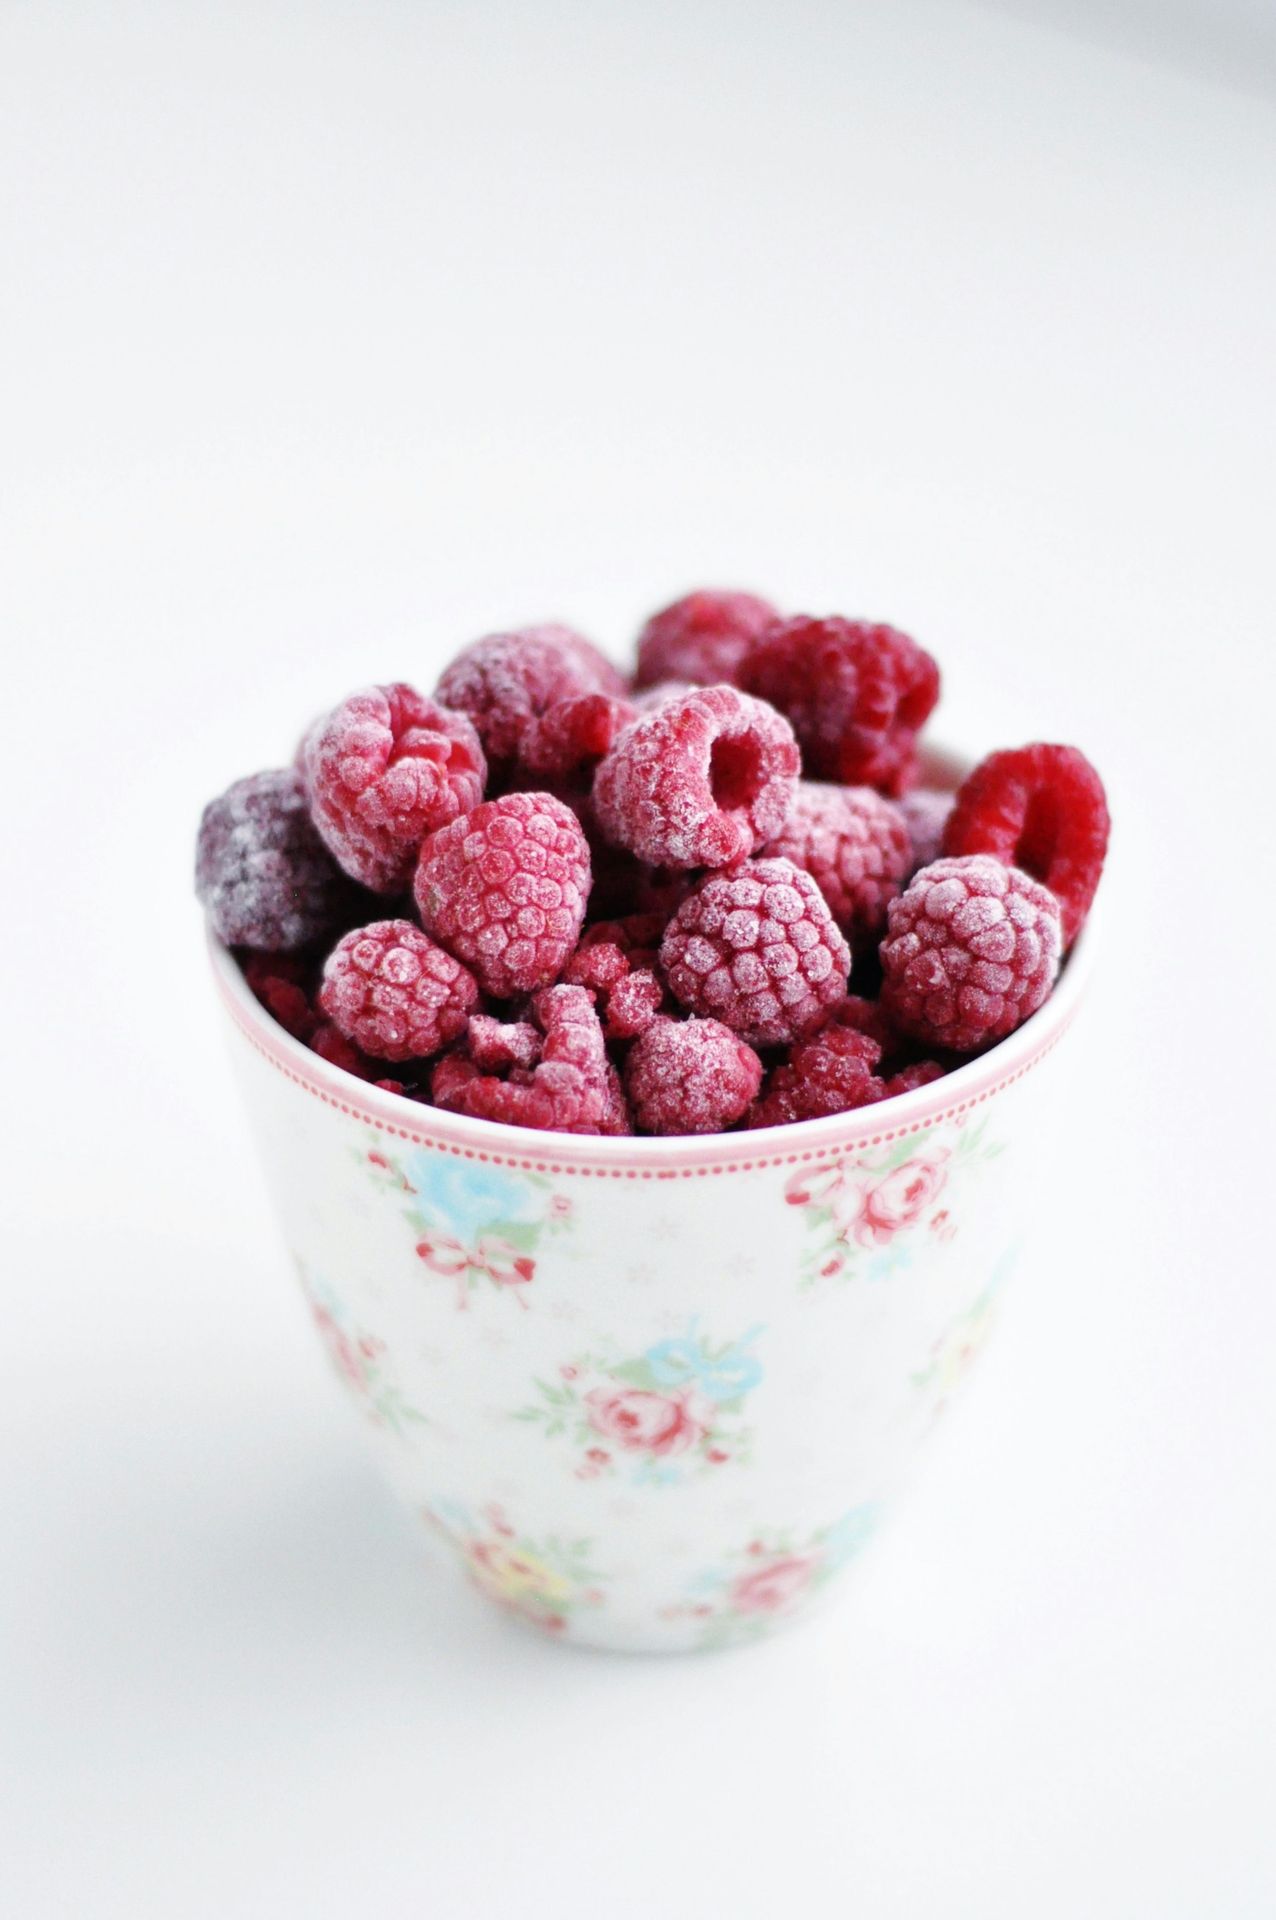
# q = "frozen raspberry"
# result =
<box><xmin>600</xmin><ymin>1064</ymin><xmax>634</xmax><ymax>1136</ymax></box>
<box><xmin>518</xmin><ymin>690</ymin><xmax>637</xmax><ymax>783</ymax></box>
<box><xmin>749</xmin><ymin>1023</ymin><xmax>884</xmax><ymax>1129</ymax></box>
<box><xmin>196</xmin><ymin>768</ymin><xmax>353</xmax><ymax>951</ymax></box>
<box><xmin>563</xmin><ymin>916</ymin><xmax>667</xmax><ymax>1038</ymax></box>
<box><xmin>740</xmin><ymin>616</ymin><xmax>939</xmax><ymax>795</ymax></box>
<box><xmin>881</xmin><ymin>855</ymin><xmax>1061</xmax><ymax>1052</ymax></box>
<box><xmin>414</xmin><ymin>791</ymin><xmax>591</xmax><ymax>999</ymax></box>
<box><xmin>625</xmin><ymin>1017</ymin><xmax>763</xmax><ymax>1135</ymax></box>
<box><xmin>605</xmin><ymin>968</ymin><xmax>665</xmax><ymax>1040</ymax></box>
<box><xmin>942</xmin><ymin>743</ymin><xmax>1109</xmax><ymax>946</ymax></box>
<box><xmin>762</xmin><ymin>781</ymin><xmax>910</xmax><ymax>952</ymax></box>
<box><xmin>466</xmin><ymin>1014</ymin><xmax>542</xmax><ymax>1073</ymax></box>
<box><xmin>632</xmin><ymin>679</ymin><xmax>695</xmax><ymax>711</ymax></box>
<box><xmin>318</xmin><ymin>920</ymin><xmax>478</xmax><ymax>1063</ymax></box>
<box><xmin>432</xmin><ymin>985</ymin><xmax>614</xmax><ymax>1134</ymax></box>
<box><xmin>241</xmin><ymin>952</ymin><xmax>319</xmax><ymax>1042</ymax></box>
<box><xmin>633</xmin><ymin>590</ymin><xmax>780</xmax><ymax>690</ymax></box>
<box><xmin>881</xmin><ymin>1060</ymin><xmax>947</xmax><ymax>1098</ymax></box>
<box><xmin>823</xmin><ymin>992</ymin><xmax>901</xmax><ymax>1055</ymax></box>
<box><xmin>899</xmin><ymin>788</ymin><xmax>954</xmax><ymax>876</ymax></box>
<box><xmin>302</xmin><ymin>684</ymin><xmax>486</xmax><ymax>894</ymax></box>
<box><xmin>593</xmin><ymin>685</ymin><xmax>800</xmax><ymax>870</ymax></box>
<box><xmin>660</xmin><ymin>857</ymin><xmax>850</xmax><ymax>1046</ymax></box>
<box><xmin>310</xmin><ymin>1019</ymin><xmax>381</xmax><ymax>1080</ymax></box>
<box><xmin>435</xmin><ymin>626</ymin><xmax>625</xmax><ymax>778</ymax></box>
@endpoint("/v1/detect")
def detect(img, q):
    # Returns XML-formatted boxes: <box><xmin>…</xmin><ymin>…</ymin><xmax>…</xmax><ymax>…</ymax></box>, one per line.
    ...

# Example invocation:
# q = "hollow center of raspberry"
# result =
<box><xmin>1017</xmin><ymin>788</ymin><xmax>1062</xmax><ymax>882</ymax></box>
<box><xmin>709</xmin><ymin>733</ymin><xmax>763</xmax><ymax>813</ymax></box>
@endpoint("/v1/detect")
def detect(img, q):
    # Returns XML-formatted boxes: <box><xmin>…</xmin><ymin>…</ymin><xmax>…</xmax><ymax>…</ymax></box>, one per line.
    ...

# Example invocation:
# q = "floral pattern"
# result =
<box><xmin>298</xmin><ymin>1263</ymin><xmax>429</xmax><ymax>1435</ymax></box>
<box><xmin>661</xmin><ymin>1505</ymin><xmax>881</xmax><ymax>1649</ymax></box>
<box><xmin>361</xmin><ymin>1138</ymin><xmax>571</xmax><ymax>1307</ymax></box>
<box><xmin>786</xmin><ymin>1118</ymin><xmax>1003</xmax><ymax>1286</ymax></box>
<box><xmin>514</xmin><ymin>1320</ymin><xmax>765</xmax><ymax>1485</ymax></box>
<box><xmin>424</xmin><ymin>1500</ymin><xmax>605</xmax><ymax>1634</ymax></box>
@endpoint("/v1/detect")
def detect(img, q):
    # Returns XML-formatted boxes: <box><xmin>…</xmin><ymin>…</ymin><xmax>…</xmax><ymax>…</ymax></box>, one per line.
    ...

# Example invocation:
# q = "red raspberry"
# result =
<box><xmin>624</xmin><ymin>1016</ymin><xmax>763</xmax><ymax>1135</ymax></box>
<box><xmin>517</xmin><ymin>690</ymin><xmax>637</xmax><ymax>783</ymax></box>
<box><xmin>414</xmin><ymin>791</ymin><xmax>591</xmax><ymax>1000</ymax></box>
<box><xmin>881</xmin><ymin>1060</ymin><xmax>947</xmax><ymax>1098</ymax></box>
<box><xmin>899</xmin><ymin>787</ymin><xmax>954</xmax><ymax>876</ymax></box>
<box><xmin>466</xmin><ymin>1014</ymin><xmax>542</xmax><ymax>1072</ymax></box>
<box><xmin>605</xmin><ymin>968</ymin><xmax>665</xmax><ymax>1040</ymax></box>
<box><xmin>660</xmin><ymin>857</ymin><xmax>851</xmax><ymax>1046</ymax></box>
<box><xmin>633</xmin><ymin>589</ymin><xmax>780</xmax><ymax>690</ymax></box>
<box><xmin>823</xmin><ymin>992</ymin><xmax>902</xmax><ymax>1055</ymax></box>
<box><xmin>196</xmin><ymin>768</ymin><xmax>353</xmax><ymax>951</ymax></box>
<box><xmin>309</xmin><ymin>1019</ymin><xmax>381</xmax><ymax>1080</ymax></box>
<box><xmin>241</xmin><ymin>952</ymin><xmax>320</xmax><ymax>1042</ymax></box>
<box><xmin>739</xmin><ymin>616</ymin><xmax>939</xmax><ymax>795</ymax></box>
<box><xmin>432</xmin><ymin>985</ymin><xmax>614</xmax><ymax>1134</ymax></box>
<box><xmin>435</xmin><ymin>626</ymin><xmax>625</xmax><ymax>778</ymax></box>
<box><xmin>593</xmin><ymin>685</ymin><xmax>800</xmax><ymax>870</ymax></box>
<box><xmin>318</xmin><ymin>920</ymin><xmax>479</xmax><ymax>1062</ymax></box>
<box><xmin>762</xmin><ymin>780</ymin><xmax>910</xmax><ymax>952</ymax></box>
<box><xmin>632</xmin><ymin>679</ymin><xmax>695</xmax><ymax>711</ymax></box>
<box><xmin>563</xmin><ymin>916</ymin><xmax>668</xmax><ymax>1039</ymax></box>
<box><xmin>880</xmin><ymin>855</ymin><xmax>1061</xmax><ymax>1052</ymax></box>
<box><xmin>303</xmin><ymin>684</ymin><xmax>486</xmax><ymax>894</ymax></box>
<box><xmin>749</xmin><ymin>1023</ymin><xmax>884</xmax><ymax>1129</ymax></box>
<box><xmin>942</xmin><ymin>743</ymin><xmax>1109</xmax><ymax>945</ymax></box>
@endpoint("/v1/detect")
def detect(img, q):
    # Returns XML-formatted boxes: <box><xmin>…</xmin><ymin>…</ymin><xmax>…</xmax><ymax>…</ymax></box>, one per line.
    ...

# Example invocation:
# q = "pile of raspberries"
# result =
<box><xmin>196</xmin><ymin>593</ymin><xmax>1109</xmax><ymax>1136</ymax></box>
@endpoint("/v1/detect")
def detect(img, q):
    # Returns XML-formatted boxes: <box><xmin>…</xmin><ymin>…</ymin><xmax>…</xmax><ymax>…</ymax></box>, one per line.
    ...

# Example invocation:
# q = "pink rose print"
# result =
<box><xmin>730</xmin><ymin>1554</ymin><xmax>815</xmax><ymax>1615</ymax></box>
<box><xmin>585</xmin><ymin>1387</ymin><xmax>705</xmax><ymax>1457</ymax></box>
<box><xmin>853</xmin><ymin>1154</ymin><xmax>948</xmax><ymax>1247</ymax></box>
<box><xmin>415</xmin><ymin>1231</ymin><xmax>534</xmax><ymax>1308</ymax></box>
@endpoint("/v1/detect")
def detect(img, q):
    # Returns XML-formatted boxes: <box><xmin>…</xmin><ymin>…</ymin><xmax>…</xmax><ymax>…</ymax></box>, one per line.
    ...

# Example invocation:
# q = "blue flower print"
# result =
<box><xmin>644</xmin><ymin>1320</ymin><xmax>765</xmax><ymax>1403</ymax></box>
<box><xmin>406</xmin><ymin>1154</ymin><xmax>537</xmax><ymax>1244</ymax></box>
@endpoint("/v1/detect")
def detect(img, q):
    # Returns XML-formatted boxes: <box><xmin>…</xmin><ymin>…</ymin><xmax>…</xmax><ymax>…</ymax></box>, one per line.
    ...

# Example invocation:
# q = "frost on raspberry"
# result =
<box><xmin>318</xmin><ymin>919</ymin><xmax>479</xmax><ymax>1062</ymax></box>
<box><xmin>660</xmin><ymin>857</ymin><xmax>850</xmax><ymax>1047</ymax></box>
<box><xmin>592</xmin><ymin>685</ymin><xmax>800</xmax><ymax>870</ymax></box>
<box><xmin>633</xmin><ymin>589</ymin><xmax>780</xmax><ymax>690</ymax></box>
<box><xmin>563</xmin><ymin>915</ymin><xmax>667</xmax><ymax>1038</ymax></box>
<box><xmin>196</xmin><ymin>768</ymin><xmax>356</xmax><ymax>952</ymax></box>
<box><xmin>431</xmin><ymin>984</ymin><xmax>620</xmax><ymax>1134</ymax></box>
<box><xmin>942</xmin><ymin>743</ymin><xmax>1109</xmax><ymax>946</ymax></box>
<box><xmin>762</xmin><ymin>780</ymin><xmax>910</xmax><ymax>952</ymax></box>
<box><xmin>435</xmin><ymin>625</ymin><xmax>626</xmax><ymax>782</ymax></box>
<box><xmin>880</xmin><ymin>854</ymin><xmax>1061</xmax><ymax>1052</ymax></box>
<box><xmin>302</xmin><ymin>683</ymin><xmax>486</xmax><ymax>893</ymax></box>
<box><xmin>413</xmin><ymin>790</ymin><xmax>591</xmax><ymax>999</ymax></box>
<box><xmin>899</xmin><ymin>788</ymin><xmax>955</xmax><ymax>877</ymax></box>
<box><xmin>624</xmin><ymin>1016</ymin><xmax>762</xmax><ymax>1135</ymax></box>
<box><xmin>739</xmin><ymin>616</ymin><xmax>939</xmax><ymax>795</ymax></box>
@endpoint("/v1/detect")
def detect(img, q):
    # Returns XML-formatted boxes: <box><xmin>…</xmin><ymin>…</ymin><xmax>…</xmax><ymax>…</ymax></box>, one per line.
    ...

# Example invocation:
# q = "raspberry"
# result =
<box><xmin>242</xmin><ymin>952</ymin><xmax>320</xmax><ymax>1042</ymax></box>
<box><xmin>414</xmin><ymin>791</ymin><xmax>591</xmax><ymax>999</ymax></box>
<box><xmin>432</xmin><ymin>985</ymin><xmax>615</xmax><ymax>1134</ymax></box>
<box><xmin>196</xmin><ymin>768</ymin><xmax>353</xmax><ymax>951</ymax></box>
<box><xmin>303</xmin><ymin>684</ymin><xmax>486</xmax><ymax>893</ymax></box>
<box><xmin>518</xmin><ymin>690</ymin><xmax>637</xmax><ymax>783</ymax></box>
<box><xmin>435</xmin><ymin>626</ymin><xmax>625</xmax><ymax>778</ymax></box>
<box><xmin>942</xmin><ymin>743</ymin><xmax>1109</xmax><ymax>945</ymax></box>
<box><xmin>625</xmin><ymin>1016</ymin><xmax>762</xmax><ymax>1135</ymax></box>
<box><xmin>880</xmin><ymin>855</ymin><xmax>1061</xmax><ymax>1052</ymax></box>
<box><xmin>739</xmin><ymin>616</ymin><xmax>939</xmax><ymax>795</ymax></box>
<box><xmin>466</xmin><ymin>1014</ymin><xmax>542</xmax><ymax>1073</ymax></box>
<box><xmin>762</xmin><ymin>781</ymin><xmax>910</xmax><ymax>952</ymax></box>
<box><xmin>633</xmin><ymin>589</ymin><xmax>780</xmax><ymax>690</ymax></box>
<box><xmin>593</xmin><ymin>685</ymin><xmax>800</xmax><ymax>870</ymax></box>
<box><xmin>899</xmin><ymin>787</ymin><xmax>954</xmax><ymax>876</ymax></box>
<box><xmin>660</xmin><ymin>857</ymin><xmax>851</xmax><ymax>1046</ymax></box>
<box><xmin>563</xmin><ymin>917</ymin><xmax>667</xmax><ymax>1038</ymax></box>
<box><xmin>310</xmin><ymin>1019</ymin><xmax>380</xmax><ymax>1080</ymax></box>
<box><xmin>881</xmin><ymin>1060</ymin><xmax>947</xmax><ymax>1098</ymax></box>
<box><xmin>632</xmin><ymin>679</ymin><xmax>695</xmax><ymax>711</ymax></box>
<box><xmin>318</xmin><ymin>919</ymin><xmax>478</xmax><ymax>1062</ymax></box>
<box><xmin>605</xmin><ymin>968</ymin><xmax>665</xmax><ymax>1040</ymax></box>
<box><xmin>749</xmin><ymin>1023</ymin><xmax>884</xmax><ymax>1129</ymax></box>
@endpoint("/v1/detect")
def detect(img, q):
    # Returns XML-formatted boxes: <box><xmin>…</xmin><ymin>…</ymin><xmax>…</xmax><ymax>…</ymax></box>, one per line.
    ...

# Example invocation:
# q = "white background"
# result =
<box><xmin>3</xmin><ymin>3</ymin><xmax>1274</xmax><ymax>1914</ymax></box>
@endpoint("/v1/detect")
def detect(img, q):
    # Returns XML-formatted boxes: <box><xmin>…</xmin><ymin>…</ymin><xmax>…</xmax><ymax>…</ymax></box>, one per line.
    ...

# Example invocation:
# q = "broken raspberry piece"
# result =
<box><xmin>431</xmin><ymin>984</ymin><xmax>614</xmax><ymax>1134</ymax></box>
<box><xmin>749</xmin><ymin>1022</ymin><xmax>884</xmax><ymax>1128</ymax></box>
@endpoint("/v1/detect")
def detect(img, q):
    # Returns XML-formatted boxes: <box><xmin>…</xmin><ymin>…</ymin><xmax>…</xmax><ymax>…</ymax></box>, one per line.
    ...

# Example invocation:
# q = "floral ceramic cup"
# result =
<box><xmin>210</xmin><ymin>896</ymin><xmax>1093</xmax><ymax>1653</ymax></box>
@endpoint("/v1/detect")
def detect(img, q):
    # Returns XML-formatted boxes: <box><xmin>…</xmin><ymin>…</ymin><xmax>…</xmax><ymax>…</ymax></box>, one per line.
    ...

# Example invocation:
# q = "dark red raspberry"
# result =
<box><xmin>196</xmin><ymin>768</ymin><xmax>353</xmax><ymax>951</ymax></box>
<box><xmin>823</xmin><ymin>992</ymin><xmax>902</xmax><ymax>1054</ymax></box>
<box><xmin>749</xmin><ymin>1023</ymin><xmax>884</xmax><ymax>1129</ymax></box>
<box><xmin>309</xmin><ymin>1019</ymin><xmax>381</xmax><ymax>1080</ymax></box>
<box><xmin>303</xmin><ymin>684</ymin><xmax>486</xmax><ymax>894</ymax></box>
<box><xmin>466</xmin><ymin>1014</ymin><xmax>542</xmax><ymax>1073</ymax></box>
<box><xmin>241</xmin><ymin>952</ymin><xmax>319</xmax><ymax>1042</ymax></box>
<box><xmin>762</xmin><ymin>780</ymin><xmax>910</xmax><ymax>952</ymax></box>
<box><xmin>942</xmin><ymin>743</ymin><xmax>1109</xmax><ymax>946</ymax></box>
<box><xmin>880</xmin><ymin>855</ymin><xmax>1061</xmax><ymax>1052</ymax></box>
<box><xmin>633</xmin><ymin>589</ymin><xmax>780</xmax><ymax>690</ymax></box>
<box><xmin>318</xmin><ymin>919</ymin><xmax>479</xmax><ymax>1062</ymax></box>
<box><xmin>431</xmin><ymin>984</ymin><xmax>614</xmax><ymax>1134</ymax></box>
<box><xmin>593</xmin><ymin>685</ymin><xmax>800</xmax><ymax>870</ymax></box>
<box><xmin>660</xmin><ymin>857</ymin><xmax>850</xmax><ymax>1046</ymax></box>
<box><xmin>625</xmin><ymin>1016</ymin><xmax>762</xmax><ymax>1135</ymax></box>
<box><xmin>899</xmin><ymin>787</ymin><xmax>954</xmax><ymax>877</ymax></box>
<box><xmin>435</xmin><ymin>626</ymin><xmax>625</xmax><ymax>779</ymax></box>
<box><xmin>739</xmin><ymin>616</ymin><xmax>939</xmax><ymax>795</ymax></box>
<box><xmin>518</xmin><ymin>690</ymin><xmax>637</xmax><ymax>783</ymax></box>
<box><xmin>605</xmin><ymin>968</ymin><xmax>665</xmax><ymax>1040</ymax></box>
<box><xmin>880</xmin><ymin>1060</ymin><xmax>947</xmax><ymax>1098</ymax></box>
<box><xmin>414</xmin><ymin>791</ymin><xmax>591</xmax><ymax>999</ymax></box>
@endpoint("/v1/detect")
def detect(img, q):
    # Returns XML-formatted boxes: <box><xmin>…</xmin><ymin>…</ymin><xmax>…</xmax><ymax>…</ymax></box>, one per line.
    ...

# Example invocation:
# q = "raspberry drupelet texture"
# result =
<box><xmin>431</xmin><ymin>985</ymin><xmax>619</xmax><ymax>1134</ymax></box>
<box><xmin>592</xmin><ymin>685</ymin><xmax>800</xmax><ymax>871</ymax></box>
<box><xmin>318</xmin><ymin>919</ymin><xmax>479</xmax><ymax>1063</ymax></box>
<box><xmin>624</xmin><ymin>1016</ymin><xmax>762</xmax><ymax>1135</ymax></box>
<box><xmin>435</xmin><ymin>626</ymin><xmax>626</xmax><ymax>781</ymax></box>
<box><xmin>660</xmin><ymin>857</ymin><xmax>851</xmax><ymax>1046</ymax></box>
<box><xmin>942</xmin><ymin>743</ymin><xmax>1109</xmax><ymax>946</ymax></box>
<box><xmin>899</xmin><ymin>787</ymin><xmax>955</xmax><ymax>877</ymax></box>
<box><xmin>880</xmin><ymin>855</ymin><xmax>1061</xmax><ymax>1052</ymax></box>
<box><xmin>413</xmin><ymin>790</ymin><xmax>591</xmax><ymax>999</ymax></box>
<box><xmin>563</xmin><ymin>914</ymin><xmax>668</xmax><ymax>1038</ymax></box>
<box><xmin>633</xmin><ymin>590</ymin><xmax>780</xmax><ymax>690</ymax></box>
<box><xmin>466</xmin><ymin>1014</ymin><xmax>542</xmax><ymax>1073</ymax></box>
<box><xmin>739</xmin><ymin>616</ymin><xmax>940</xmax><ymax>795</ymax></box>
<box><xmin>762</xmin><ymin>780</ymin><xmax>911</xmax><ymax>952</ymax></box>
<box><xmin>195</xmin><ymin>768</ymin><xmax>355</xmax><ymax>952</ymax></box>
<box><xmin>302</xmin><ymin>684</ymin><xmax>486</xmax><ymax>894</ymax></box>
<box><xmin>749</xmin><ymin>1022</ymin><xmax>884</xmax><ymax>1128</ymax></box>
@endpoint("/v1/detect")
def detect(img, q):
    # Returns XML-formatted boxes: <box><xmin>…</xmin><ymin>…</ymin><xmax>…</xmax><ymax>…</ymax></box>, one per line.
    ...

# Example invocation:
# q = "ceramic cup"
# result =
<box><xmin>209</xmin><ymin>825</ymin><xmax>1093</xmax><ymax>1654</ymax></box>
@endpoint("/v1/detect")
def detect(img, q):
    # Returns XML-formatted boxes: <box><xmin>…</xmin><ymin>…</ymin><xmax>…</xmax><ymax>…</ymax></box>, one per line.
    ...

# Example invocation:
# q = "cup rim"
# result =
<box><xmin>209</xmin><ymin>904</ymin><xmax>1095</xmax><ymax>1180</ymax></box>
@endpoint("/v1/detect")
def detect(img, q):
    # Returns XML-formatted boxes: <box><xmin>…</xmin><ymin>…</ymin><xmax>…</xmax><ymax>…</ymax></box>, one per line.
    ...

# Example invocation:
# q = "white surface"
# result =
<box><xmin>2</xmin><ymin>2</ymin><xmax>1273</xmax><ymax>1914</ymax></box>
